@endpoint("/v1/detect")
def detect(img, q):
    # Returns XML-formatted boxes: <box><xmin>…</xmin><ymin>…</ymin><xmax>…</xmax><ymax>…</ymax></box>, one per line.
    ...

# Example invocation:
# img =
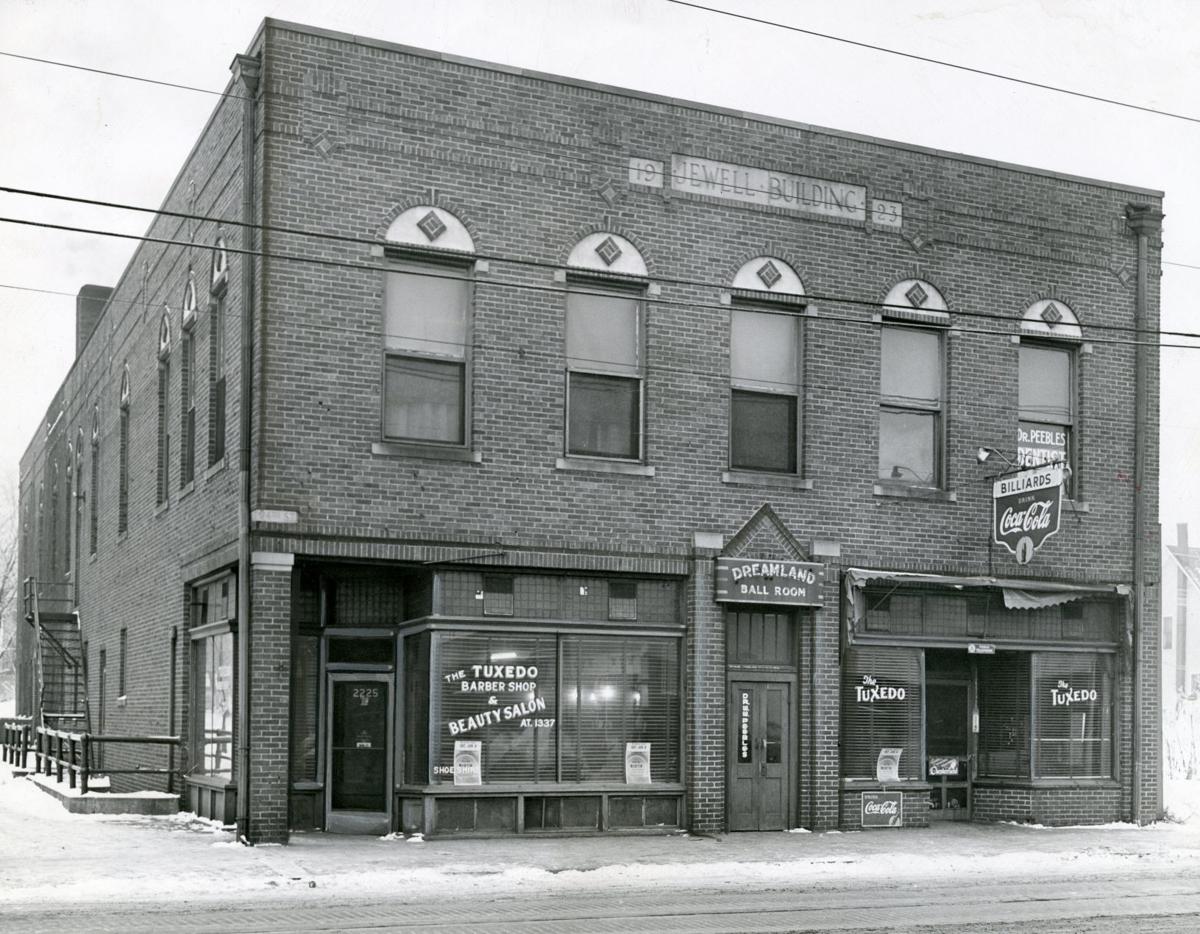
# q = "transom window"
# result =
<box><xmin>382</xmin><ymin>261</ymin><xmax>471</xmax><ymax>445</ymax></box>
<box><xmin>730</xmin><ymin>308</ymin><xmax>800</xmax><ymax>473</ymax></box>
<box><xmin>565</xmin><ymin>287</ymin><xmax>643</xmax><ymax>460</ymax></box>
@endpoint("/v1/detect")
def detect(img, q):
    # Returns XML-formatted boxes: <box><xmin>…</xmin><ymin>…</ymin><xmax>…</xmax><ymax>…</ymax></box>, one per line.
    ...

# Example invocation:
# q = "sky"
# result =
<box><xmin>1</xmin><ymin>0</ymin><xmax>1198</xmax><ymax>534</ymax></box>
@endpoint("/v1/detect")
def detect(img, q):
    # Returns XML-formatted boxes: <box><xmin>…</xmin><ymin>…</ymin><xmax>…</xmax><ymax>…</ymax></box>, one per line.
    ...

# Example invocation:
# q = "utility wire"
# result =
<box><xmin>0</xmin><ymin>184</ymin><xmax>1186</xmax><ymax>340</ymax></box>
<box><xmin>0</xmin><ymin>214</ymin><xmax>1196</xmax><ymax>361</ymax></box>
<box><xmin>666</xmin><ymin>1</ymin><xmax>1200</xmax><ymax>126</ymax></box>
<box><xmin>0</xmin><ymin>50</ymin><xmax>249</xmax><ymax>101</ymax></box>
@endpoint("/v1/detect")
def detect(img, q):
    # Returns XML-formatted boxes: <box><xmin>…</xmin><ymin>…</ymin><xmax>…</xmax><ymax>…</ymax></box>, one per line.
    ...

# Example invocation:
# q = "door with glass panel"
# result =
<box><xmin>325</xmin><ymin>673</ymin><xmax>392</xmax><ymax>834</ymax></box>
<box><xmin>728</xmin><ymin>680</ymin><xmax>791</xmax><ymax>831</ymax></box>
<box><xmin>925</xmin><ymin>679</ymin><xmax>972</xmax><ymax>820</ymax></box>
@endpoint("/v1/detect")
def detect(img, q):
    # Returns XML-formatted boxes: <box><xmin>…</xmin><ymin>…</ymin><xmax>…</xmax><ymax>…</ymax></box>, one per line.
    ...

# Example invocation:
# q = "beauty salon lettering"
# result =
<box><xmin>442</xmin><ymin>662</ymin><xmax>553</xmax><ymax>736</ymax></box>
<box><xmin>714</xmin><ymin>558</ymin><xmax>826</xmax><ymax>607</ymax></box>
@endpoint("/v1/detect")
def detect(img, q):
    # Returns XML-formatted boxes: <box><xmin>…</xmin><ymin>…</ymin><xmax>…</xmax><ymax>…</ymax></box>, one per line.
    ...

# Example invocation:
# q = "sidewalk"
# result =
<box><xmin>4</xmin><ymin>763</ymin><xmax>1200</xmax><ymax>908</ymax></box>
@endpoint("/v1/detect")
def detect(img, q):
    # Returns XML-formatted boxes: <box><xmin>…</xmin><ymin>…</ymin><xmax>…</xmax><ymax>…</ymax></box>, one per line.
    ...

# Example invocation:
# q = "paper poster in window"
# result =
<box><xmin>453</xmin><ymin>740</ymin><xmax>482</xmax><ymax>786</ymax></box>
<box><xmin>625</xmin><ymin>742</ymin><xmax>651</xmax><ymax>784</ymax></box>
<box><xmin>876</xmin><ymin>747</ymin><xmax>903</xmax><ymax>783</ymax></box>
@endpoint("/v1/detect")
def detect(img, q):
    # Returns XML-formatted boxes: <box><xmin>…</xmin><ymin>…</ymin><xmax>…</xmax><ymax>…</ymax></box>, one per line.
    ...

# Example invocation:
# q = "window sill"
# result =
<box><xmin>116</xmin><ymin>695</ymin><xmax>127</xmax><ymax>708</ymax></box>
<box><xmin>873</xmin><ymin>482</ymin><xmax>957</xmax><ymax>503</ymax></box>
<box><xmin>840</xmin><ymin>777</ymin><xmax>931</xmax><ymax>792</ymax></box>
<box><xmin>155</xmin><ymin>500</ymin><xmax>169</xmax><ymax>517</ymax></box>
<box><xmin>372</xmin><ymin>440</ymin><xmax>482</xmax><ymax>463</ymax></box>
<box><xmin>722</xmin><ymin>470</ymin><xmax>813</xmax><ymax>490</ymax></box>
<box><xmin>185</xmin><ymin>773</ymin><xmax>235</xmax><ymax>790</ymax></box>
<box><xmin>1064</xmin><ymin>499</ymin><xmax>1090</xmax><ymax>513</ymax></box>
<box><xmin>973</xmin><ymin>777</ymin><xmax>1118</xmax><ymax>790</ymax></box>
<box><xmin>205</xmin><ymin>457</ymin><xmax>226</xmax><ymax>480</ymax></box>
<box><xmin>556</xmin><ymin>457</ymin><xmax>655</xmax><ymax>477</ymax></box>
<box><xmin>179</xmin><ymin>480</ymin><xmax>195</xmax><ymax>501</ymax></box>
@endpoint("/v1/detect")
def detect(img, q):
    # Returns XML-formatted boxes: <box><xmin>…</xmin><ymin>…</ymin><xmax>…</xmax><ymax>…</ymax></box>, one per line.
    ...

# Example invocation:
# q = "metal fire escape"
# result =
<box><xmin>23</xmin><ymin>578</ymin><xmax>90</xmax><ymax>731</ymax></box>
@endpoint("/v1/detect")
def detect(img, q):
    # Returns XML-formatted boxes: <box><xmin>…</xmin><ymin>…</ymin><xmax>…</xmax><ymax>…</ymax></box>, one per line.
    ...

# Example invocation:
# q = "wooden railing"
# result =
<box><xmin>29</xmin><ymin>727</ymin><xmax>182</xmax><ymax>794</ymax></box>
<box><xmin>1</xmin><ymin>717</ymin><xmax>34</xmax><ymax>769</ymax></box>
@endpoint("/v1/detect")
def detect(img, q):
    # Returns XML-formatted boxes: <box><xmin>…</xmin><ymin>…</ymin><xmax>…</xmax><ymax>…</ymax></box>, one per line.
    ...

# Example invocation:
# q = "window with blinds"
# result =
<box><xmin>431</xmin><ymin>633</ymin><xmax>557</xmax><ymax>784</ymax></box>
<box><xmin>560</xmin><ymin>636</ymin><xmax>680</xmax><ymax>783</ymax></box>
<box><xmin>976</xmin><ymin>653</ymin><xmax>1030</xmax><ymax>778</ymax></box>
<box><xmin>1033</xmin><ymin>652</ymin><xmax>1113</xmax><ymax>778</ymax></box>
<box><xmin>289</xmin><ymin>634</ymin><xmax>320</xmax><ymax>782</ymax></box>
<box><xmin>841</xmin><ymin>646</ymin><xmax>922</xmax><ymax>780</ymax></box>
<box><xmin>403</xmin><ymin>631</ymin><xmax>430</xmax><ymax>784</ymax></box>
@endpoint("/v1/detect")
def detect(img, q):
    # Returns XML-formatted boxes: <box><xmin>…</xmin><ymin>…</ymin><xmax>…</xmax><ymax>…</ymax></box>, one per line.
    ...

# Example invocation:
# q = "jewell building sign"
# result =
<box><xmin>669</xmin><ymin>155</ymin><xmax>867</xmax><ymax>222</ymax></box>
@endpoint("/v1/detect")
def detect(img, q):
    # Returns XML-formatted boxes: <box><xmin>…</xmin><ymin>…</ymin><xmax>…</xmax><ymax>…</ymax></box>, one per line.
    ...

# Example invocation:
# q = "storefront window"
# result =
<box><xmin>289</xmin><ymin>635</ymin><xmax>320</xmax><ymax>782</ymax></box>
<box><xmin>192</xmin><ymin>631</ymin><xmax>234</xmax><ymax>777</ymax></box>
<box><xmin>190</xmin><ymin>574</ymin><xmax>235</xmax><ymax>779</ymax></box>
<box><xmin>560</xmin><ymin>636</ymin><xmax>680</xmax><ymax>783</ymax></box>
<box><xmin>410</xmin><ymin>630</ymin><xmax>681</xmax><ymax>787</ymax></box>
<box><xmin>431</xmin><ymin>633</ymin><xmax>557</xmax><ymax>784</ymax></box>
<box><xmin>841</xmin><ymin>646</ymin><xmax>922</xmax><ymax>780</ymax></box>
<box><xmin>1033</xmin><ymin>653</ymin><xmax>1113</xmax><ymax>778</ymax></box>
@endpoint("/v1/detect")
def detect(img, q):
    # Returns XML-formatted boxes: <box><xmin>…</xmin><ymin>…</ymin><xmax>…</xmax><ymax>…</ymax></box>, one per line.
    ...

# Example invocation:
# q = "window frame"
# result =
<box><xmin>180</xmin><ymin>305</ymin><xmax>196</xmax><ymax>487</ymax></box>
<box><xmin>564</xmin><ymin>278</ymin><xmax>647</xmax><ymax>463</ymax></box>
<box><xmin>189</xmin><ymin>572</ymin><xmax>237</xmax><ymax>780</ymax></box>
<box><xmin>208</xmin><ymin>295</ymin><xmax>227</xmax><ymax>467</ymax></box>
<box><xmin>118</xmin><ymin>368</ymin><xmax>130</xmax><ymax>534</ymax></box>
<box><xmin>380</xmin><ymin>254</ymin><xmax>474</xmax><ymax>449</ymax></box>
<box><xmin>728</xmin><ymin>303</ymin><xmax>803</xmax><ymax>474</ymax></box>
<box><xmin>878</xmin><ymin>322</ymin><xmax>946</xmax><ymax>488</ymax></box>
<box><xmin>1018</xmin><ymin>338</ymin><xmax>1077</xmax><ymax>497</ymax></box>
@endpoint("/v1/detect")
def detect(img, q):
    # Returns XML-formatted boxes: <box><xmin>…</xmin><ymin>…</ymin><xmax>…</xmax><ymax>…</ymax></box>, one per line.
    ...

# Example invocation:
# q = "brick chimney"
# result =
<box><xmin>1179</xmin><ymin>523</ymin><xmax>1189</xmax><ymax>551</ymax></box>
<box><xmin>76</xmin><ymin>284</ymin><xmax>113</xmax><ymax>356</ymax></box>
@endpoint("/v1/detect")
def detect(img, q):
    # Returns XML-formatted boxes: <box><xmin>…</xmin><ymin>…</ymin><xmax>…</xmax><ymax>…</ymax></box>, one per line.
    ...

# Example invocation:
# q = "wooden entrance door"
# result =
<box><xmin>325</xmin><ymin>673</ymin><xmax>392</xmax><ymax>834</ymax></box>
<box><xmin>728</xmin><ymin>680</ymin><xmax>791</xmax><ymax>831</ymax></box>
<box><xmin>925</xmin><ymin>679</ymin><xmax>972</xmax><ymax>820</ymax></box>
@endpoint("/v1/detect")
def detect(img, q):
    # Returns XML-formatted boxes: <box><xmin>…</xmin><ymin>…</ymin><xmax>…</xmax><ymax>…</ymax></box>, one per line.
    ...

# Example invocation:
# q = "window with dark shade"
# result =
<box><xmin>730</xmin><ymin>308</ymin><xmax>799</xmax><ymax>473</ymax></box>
<box><xmin>976</xmin><ymin>653</ymin><xmax>1030</xmax><ymax>779</ymax></box>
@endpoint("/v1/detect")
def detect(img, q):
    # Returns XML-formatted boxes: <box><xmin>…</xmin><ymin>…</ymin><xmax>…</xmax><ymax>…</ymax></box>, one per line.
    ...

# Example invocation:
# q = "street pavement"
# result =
<box><xmin>3</xmin><ymin>766</ymin><xmax>1200</xmax><ymax>932</ymax></box>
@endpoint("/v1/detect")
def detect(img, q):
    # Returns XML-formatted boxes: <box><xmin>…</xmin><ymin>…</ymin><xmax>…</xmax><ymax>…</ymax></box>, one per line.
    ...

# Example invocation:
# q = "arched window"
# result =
<box><xmin>381</xmin><ymin>207</ymin><xmax>475</xmax><ymax>448</ymax></box>
<box><xmin>727</xmin><ymin>257</ymin><xmax>804</xmax><ymax>475</ymax></box>
<box><xmin>181</xmin><ymin>277</ymin><xmax>197</xmax><ymax>486</ymax></box>
<box><xmin>211</xmin><ymin>236</ymin><xmax>229</xmax><ymax>293</ymax></box>
<box><xmin>1018</xmin><ymin>299</ymin><xmax>1081</xmax><ymax>494</ymax></box>
<box><xmin>118</xmin><ymin>367</ymin><xmax>131</xmax><ymax>533</ymax></box>
<box><xmin>157</xmin><ymin>312</ymin><xmax>172</xmax><ymax>506</ymax></box>
<box><xmin>563</xmin><ymin>234</ymin><xmax>648</xmax><ymax>462</ymax></box>
<box><xmin>90</xmin><ymin>406</ymin><xmax>100</xmax><ymax>554</ymax></box>
<box><xmin>878</xmin><ymin>279</ymin><xmax>949</xmax><ymax>488</ymax></box>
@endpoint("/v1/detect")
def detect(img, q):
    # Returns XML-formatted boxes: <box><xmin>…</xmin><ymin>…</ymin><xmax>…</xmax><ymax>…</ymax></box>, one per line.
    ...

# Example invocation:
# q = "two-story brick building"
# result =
<box><xmin>16</xmin><ymin>19</ymin><xmax>1162</xmax><ymax>843</ymax></box>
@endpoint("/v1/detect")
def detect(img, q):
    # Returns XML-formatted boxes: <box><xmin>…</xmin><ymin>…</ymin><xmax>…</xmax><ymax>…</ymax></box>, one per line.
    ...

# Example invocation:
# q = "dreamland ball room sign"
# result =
<box><xmin>714</xmin><ymin>558</ymin><xmax>827</xmax><ymax>607</ymax></box>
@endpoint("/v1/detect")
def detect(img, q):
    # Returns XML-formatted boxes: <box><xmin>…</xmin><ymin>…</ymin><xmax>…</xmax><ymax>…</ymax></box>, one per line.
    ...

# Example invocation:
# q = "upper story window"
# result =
<box><xmin>89</xmin><ymin>406</ymin><xmax>99</xmax><ymax>555</ymax></box>
<box><xmin>382</xmin><ymin>207</ymin><xmax>475</xmax><ymax>447</ymax></box>
<box><xmin>210</xmin><ymin>236</ymin><xmax>229</xmax><ymax>294</ymax></box>
<box><xmin>118</xmin><ymin>367</ymin><xmax>131</xmax><ymax>533</ymax></box>
<box><xmin>728</xmin><ymin>257</ymin><xmax>804</xmax><ymax>474</ymax></box>
<box><xmin>180</xmin><ymin>279</ymin><xmax>197</xmax><ymax>487</ymax></box>
<box><xmin>878</xmin><ymin>279</ymin><xmax>949</xmax><ymax>488</ymax></box>
<box><xmin>208</xmin><ymin>294</ymin><xmax>227</xmax><ymax>467</ymax></box>
<box><xmin>157</xmin><ymin>312</ymin><xmax>172</xmax><ymax>507</ymax></box>
<box><xmin>564</xmin><ymin>233</ymin><xmax>648</xmax><ymax>461</ymax></box>
<box><xmin>1018</xmin><ymin>300</ymin><xmax>1080</xmax><ymax>494</ymax></box>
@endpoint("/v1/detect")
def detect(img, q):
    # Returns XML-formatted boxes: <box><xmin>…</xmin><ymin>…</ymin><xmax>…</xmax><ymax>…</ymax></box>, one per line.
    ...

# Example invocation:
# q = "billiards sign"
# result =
<box><xmin>714</xmin><ymin>558</ymin><xmax>826</xmax><ymax>607</ymax></box>
<box><xmin>992</xmin><ymin>463</ymin><xmax>1064</xmax><ymax>565</ymax></box>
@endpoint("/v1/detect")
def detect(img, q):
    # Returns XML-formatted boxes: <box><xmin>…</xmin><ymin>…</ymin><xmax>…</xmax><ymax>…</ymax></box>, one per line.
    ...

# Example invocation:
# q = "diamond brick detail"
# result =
<box><xmin>905</xmin><ymin>282</ymin><xmax>929</xmax><ymax>307</ymax></box>
<box><xmin>417</xmin><ymin>210</ymin><xmax>447</xmax><ymax>242</ymax></box>
<box><xmin>595</xmin><ymin>235</ymin><xmax>623</xmax><ymax>266</ymax></box>
<box><xmin>1041</xmin><ymin>302</ymin><xmax>1063</xmax><ymax>327</ymax></box>
<box><xmin>756</xmin><ymin>261</ymin><xmax>782</xmax><ymax>289</ymax></box>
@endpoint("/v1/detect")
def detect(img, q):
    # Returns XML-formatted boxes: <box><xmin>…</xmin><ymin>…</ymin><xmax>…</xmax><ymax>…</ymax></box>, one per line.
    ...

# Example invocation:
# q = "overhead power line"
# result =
<box><xmin>0</xmin><ymin>50</ymin><xmax>248</xmax><ymax>101</ymax></box>
<box><xmin>0</xmin><ymin>184</ymin><xmax>1185</xmax><ymax>340</ymax></box>
<box><xmin>666</xmin><ymin>1</ymin><xmax>1200</xmax><ymax>126</ymax></box>
<box><xmin>0</xmin><ymin>213</ymin><xmax>1195</xmax><ymax>357</ymax></box>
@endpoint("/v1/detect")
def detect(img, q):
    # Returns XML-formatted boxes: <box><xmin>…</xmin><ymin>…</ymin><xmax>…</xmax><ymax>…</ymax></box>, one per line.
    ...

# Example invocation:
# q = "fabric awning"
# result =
<box><xmin>843</xmin><ymin>568</ymin><xmax>1129</xmax><ymax>628</ymax></box>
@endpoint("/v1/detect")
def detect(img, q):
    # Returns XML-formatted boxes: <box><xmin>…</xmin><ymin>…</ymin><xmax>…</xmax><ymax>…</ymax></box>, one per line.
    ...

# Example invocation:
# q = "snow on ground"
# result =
<box><xmin>3</xmin><ymin>762</ymin><xmax>1200</xmax><ymax>908</ymax></box>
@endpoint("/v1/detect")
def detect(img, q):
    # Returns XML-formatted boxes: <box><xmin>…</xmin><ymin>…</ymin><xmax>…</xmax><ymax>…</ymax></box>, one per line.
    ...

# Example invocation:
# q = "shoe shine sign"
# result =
<box><xmin>714</xmin><ymin>558</ymin><xmax>827</xmax><ymax>607</ymax></box>
<box><xmin>992</xmin><ymin>463</ymin><xmax>1064</xmax><ymax>565</ymax></box>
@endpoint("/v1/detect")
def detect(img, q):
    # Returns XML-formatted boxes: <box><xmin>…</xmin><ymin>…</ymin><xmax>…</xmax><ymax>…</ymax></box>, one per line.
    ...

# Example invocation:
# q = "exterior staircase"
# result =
<box><xmin>23</xmin><ymin>579</ymin><xmax>90</xmax><ymax>732</ymax></box>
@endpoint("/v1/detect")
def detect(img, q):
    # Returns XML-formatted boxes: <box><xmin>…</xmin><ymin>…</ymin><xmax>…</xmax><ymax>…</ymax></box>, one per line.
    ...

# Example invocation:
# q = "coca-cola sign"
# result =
<box><xmin>861</xmin><ymin>791</ymin><xmax>903</xmax><ymax>828</ymax></box>
<box><xmin>992</xmin><ymin>463</ymin><xmax>1064</xmax><ymax>565</ymax></box>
